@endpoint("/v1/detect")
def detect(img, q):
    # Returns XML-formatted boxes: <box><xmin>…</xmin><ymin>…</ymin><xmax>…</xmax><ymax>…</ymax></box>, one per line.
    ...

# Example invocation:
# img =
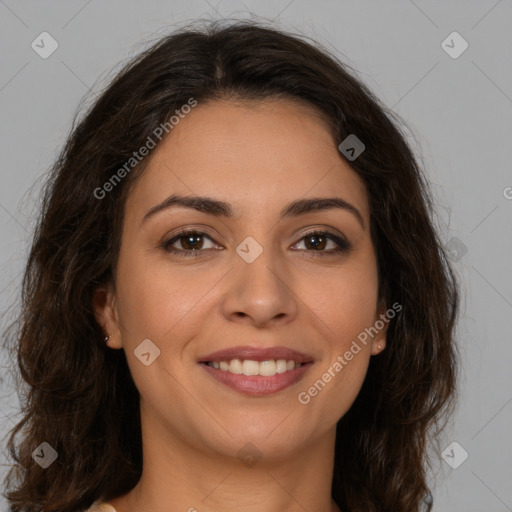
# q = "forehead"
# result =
<box><xmin>126</xmin><ymin>98</ymin><xmax>369</xmax><ymax>223</ymax></box>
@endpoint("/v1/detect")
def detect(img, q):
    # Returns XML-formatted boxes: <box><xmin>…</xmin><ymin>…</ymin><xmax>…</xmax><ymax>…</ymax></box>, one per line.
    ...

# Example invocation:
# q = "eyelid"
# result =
<box><xmin>161</xmin><ymin>225</ymin><xmax>221</xmax><ymax>245</ymax></box>
<box><xmin>294</xmin><ymin>225</ymin><xmax>349</xmax><ymax>244</ymax></box>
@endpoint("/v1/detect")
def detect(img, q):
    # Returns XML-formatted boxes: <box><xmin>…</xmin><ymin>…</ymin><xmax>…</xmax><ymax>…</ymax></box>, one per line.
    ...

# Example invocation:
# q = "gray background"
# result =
<box><xmin>0</xmin><ymin>1</ymin><xmax>511</xmax><ymax>511</ymax></box>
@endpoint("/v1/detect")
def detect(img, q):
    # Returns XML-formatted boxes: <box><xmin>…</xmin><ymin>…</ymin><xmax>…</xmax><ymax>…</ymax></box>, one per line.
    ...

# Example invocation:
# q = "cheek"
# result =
<box><xmin>296</xmin><ymin>254</ymin><xmax>378</xmax><ymax>411</ymax></box>
<box><xmin>304</xmin><ymin>255</ymin><xmax>379</xmax><ymax>345</ymax></box>
<box><xmin>114</xmin><ymin>249</ymin><xmax>219</xmax><ymax>349</ymax></box>
<box><xmin>315</xmin><ymin>360</ymin><xmax>370</xmax><ymax>422</ymax></box>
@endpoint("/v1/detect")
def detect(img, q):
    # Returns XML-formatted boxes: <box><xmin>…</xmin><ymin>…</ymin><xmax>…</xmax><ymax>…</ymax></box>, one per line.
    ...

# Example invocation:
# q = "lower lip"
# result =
<box><xmin>200</xmin><ymin>362</ymin><xmax>314</xmax><ymax>396</ymax></box>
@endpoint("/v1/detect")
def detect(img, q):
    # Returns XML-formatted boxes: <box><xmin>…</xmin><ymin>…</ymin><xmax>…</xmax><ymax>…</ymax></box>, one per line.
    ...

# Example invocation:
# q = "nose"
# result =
<box><xmin>221</xmin><ymin>241</ymin><xmax>298</xmax><ymax>328</ymax></box>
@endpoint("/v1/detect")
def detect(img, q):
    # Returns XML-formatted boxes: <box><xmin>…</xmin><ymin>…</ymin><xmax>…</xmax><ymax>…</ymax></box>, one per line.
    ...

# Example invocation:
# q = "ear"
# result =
<box><xmin>370</xmin><ymin>298</ymin><xmax>389</xmax><ymax>356</ymax></box>
<box><xmin>92</xmin><ymin>282</ymin><xmax>123</xmax><ymax>349</ymax></box>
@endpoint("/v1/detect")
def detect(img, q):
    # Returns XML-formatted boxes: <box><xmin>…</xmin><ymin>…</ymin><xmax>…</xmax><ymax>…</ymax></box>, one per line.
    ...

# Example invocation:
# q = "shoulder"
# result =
<box><xmin>84</xmin><ymin>501</ymin><xmax>118</xmax><ymax>512</ymax></box>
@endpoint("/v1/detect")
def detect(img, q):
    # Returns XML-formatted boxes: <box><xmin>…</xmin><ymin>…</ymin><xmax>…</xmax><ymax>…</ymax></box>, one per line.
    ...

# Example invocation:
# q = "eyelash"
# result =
<box><xmin>160</xmin><ymin>229</ymin><xmax>351</xmax><ymax>258</ymax></box>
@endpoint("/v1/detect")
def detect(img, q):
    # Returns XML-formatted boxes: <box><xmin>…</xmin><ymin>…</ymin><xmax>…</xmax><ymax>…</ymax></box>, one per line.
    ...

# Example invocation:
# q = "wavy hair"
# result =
<box><xmin>1</xmin><ymin>19</ymin><xmax>459</xmax><ymax>512</ymax></box>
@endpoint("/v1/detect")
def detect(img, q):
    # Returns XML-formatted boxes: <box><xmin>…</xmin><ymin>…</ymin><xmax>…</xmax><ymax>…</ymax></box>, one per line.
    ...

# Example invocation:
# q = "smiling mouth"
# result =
<box><xmin>197</xmin><ymin>345</ymin><xmax>314</xmax><ymax>394</ymax></box>
<box><xmin>200</xmin><ymin>359</ymin><xmax>313</xmax><ymax>396</ymax></box>
<box><xmin>203</xmin><ymin>358</ymin><xmax>308</xmax><ymax>377</ymax></box>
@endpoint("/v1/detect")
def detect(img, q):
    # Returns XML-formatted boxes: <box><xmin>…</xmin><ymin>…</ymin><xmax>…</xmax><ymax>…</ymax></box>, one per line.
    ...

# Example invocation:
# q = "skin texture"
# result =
<box><xmin>93</xmin><ymin>99</ymin><xmax>388</xmax><ymax>512</ymax></box>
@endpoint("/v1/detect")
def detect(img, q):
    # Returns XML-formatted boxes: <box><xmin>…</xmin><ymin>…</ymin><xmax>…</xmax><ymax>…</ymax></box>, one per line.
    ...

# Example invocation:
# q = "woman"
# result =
<box><xmin>2</xmin><ymin>19</ymin><xmax>459</xmax><ymax>512</ymax></box>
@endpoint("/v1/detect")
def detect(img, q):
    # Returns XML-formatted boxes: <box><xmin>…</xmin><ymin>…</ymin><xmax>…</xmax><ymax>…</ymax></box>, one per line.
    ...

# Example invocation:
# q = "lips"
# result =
<box><xmin>201</xmin><ymin>361</ymin><xmax>313</xmax><ymax>395</ymax></box>
<box><xmin>197</xmin><ymin>345</ymin><xmax>315</xmax><ymax>396</ymax></box>
<box><xmin>197</xmin><ymin>345</ymin><xmax>314</xmax><ymax>364</ymax></box>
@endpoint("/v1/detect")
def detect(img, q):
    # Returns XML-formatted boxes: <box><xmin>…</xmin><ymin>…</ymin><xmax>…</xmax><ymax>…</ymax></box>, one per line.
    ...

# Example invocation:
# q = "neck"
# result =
<box><xmin>110</xmin><ymin>406</ymin><xmax>342</xmax><ymax>512</ymax></box>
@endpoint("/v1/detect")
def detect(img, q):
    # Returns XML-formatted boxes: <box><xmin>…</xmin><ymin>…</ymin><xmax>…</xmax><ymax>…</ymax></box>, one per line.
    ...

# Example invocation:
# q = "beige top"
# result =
<box><xmin>85</xmin><ymin>501</ymin><xmax>117</xmax><ymax>512</ymax></box>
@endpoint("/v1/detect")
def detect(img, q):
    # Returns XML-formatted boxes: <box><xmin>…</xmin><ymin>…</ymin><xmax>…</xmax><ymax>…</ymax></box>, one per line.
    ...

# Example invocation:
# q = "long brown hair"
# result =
<box><xmin>2</xmin><ymin>19</ymin><xmax>459</xmax><ymax>512</ymax></box>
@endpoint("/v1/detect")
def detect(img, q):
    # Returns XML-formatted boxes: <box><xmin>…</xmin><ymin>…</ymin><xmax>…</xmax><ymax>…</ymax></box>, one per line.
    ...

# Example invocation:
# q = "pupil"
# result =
<box><xmin>306</xmin><ymin>235</ymin><xmax>325</xmax><ymax>250</ymax></box>
<box><xmin>183</xmin><ymin>234</ymin><xmax>202</xmax><ymax>250</ymax></box>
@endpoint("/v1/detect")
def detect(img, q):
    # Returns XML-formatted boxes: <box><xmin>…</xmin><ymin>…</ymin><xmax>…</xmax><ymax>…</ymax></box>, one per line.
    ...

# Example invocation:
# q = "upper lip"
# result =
<box><xmin>197</xmin><ymin>345</ymin><xmax>314</xmax><ymax>364</ymax></box>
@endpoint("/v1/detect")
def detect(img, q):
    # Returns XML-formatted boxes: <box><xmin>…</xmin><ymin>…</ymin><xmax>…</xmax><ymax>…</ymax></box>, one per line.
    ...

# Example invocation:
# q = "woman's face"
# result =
<box><xmin>97</xmin><ymin>98</ymin><xmax>387</xmax><ymax>462</ymax></box>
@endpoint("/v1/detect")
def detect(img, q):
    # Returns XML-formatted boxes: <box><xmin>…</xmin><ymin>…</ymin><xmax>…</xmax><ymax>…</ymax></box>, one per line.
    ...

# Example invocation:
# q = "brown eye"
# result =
<box><xmin>161</xmin><ymin>229</ymin><xmax>351</xmax><ymax>259</ymax></box>
<box><xmin>176</xmin><ymin>233</ymin><xmax>205</xmax><ymax>250</ymax></box>
<box><xmin>162</xmin><ymin>230</ymin><xmax>217</xmax><ymax>257</ymax></box>
<box><xmin>304</xmin><ymin>233</ymin><xmax>328</xmax><ymax>250</ymax></box>
<box><xmin>293</xmin><ymin>230</ymin><xmax>351</xmax><ymax>256</ymax></box>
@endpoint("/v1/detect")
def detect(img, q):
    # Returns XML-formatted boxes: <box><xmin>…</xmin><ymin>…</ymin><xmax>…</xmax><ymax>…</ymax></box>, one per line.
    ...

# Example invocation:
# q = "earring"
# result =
<box><xmin>104</xmin><ymin>335</ymin><xmax>110</xmax><ymax>342</ymax></box>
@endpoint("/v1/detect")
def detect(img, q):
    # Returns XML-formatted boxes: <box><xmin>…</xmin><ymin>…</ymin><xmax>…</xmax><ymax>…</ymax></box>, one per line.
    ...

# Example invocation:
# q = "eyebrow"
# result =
<box><xmin>142</xmin><ymin>194</ymin><xmax>365</xmax><ymax>230</ymax></box>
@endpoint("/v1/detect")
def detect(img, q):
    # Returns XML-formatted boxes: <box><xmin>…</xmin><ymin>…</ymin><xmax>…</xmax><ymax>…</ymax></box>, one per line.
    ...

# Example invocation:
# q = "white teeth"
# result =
<box><xmin>242</xmin><ymin>359</ymin><xmax>259</xmax><ymax>375</ymax></box>
<box><xmin>207</xmin><ymin>359</ymin><xmax>303</xmax><ymax>376</ymax></box>
<box><xmin>229</xmin><ymin>359</ymin><xmax>243</xmax><ymax>374</ymax></box>
<box><xmin>259</xmin><ymin>360</ymin><xmax>277</xmax><ymax>376</ymax></box>
<box><xmin>276</xmin><ymin>359</ymin><xmax>287</xmax><ymax>373</ymax></box>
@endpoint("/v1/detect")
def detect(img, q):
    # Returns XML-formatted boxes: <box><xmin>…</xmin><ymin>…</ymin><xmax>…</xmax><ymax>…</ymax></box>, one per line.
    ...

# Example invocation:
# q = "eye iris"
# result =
<box><xmin>305</xmin><ymin>234</ymin><xmax>326</xmax><ymax>250</ymax></box>
<box><xmin>181</xmin><ymin>233</ymin><xmax>203</xmax><ymax>250</ymax></box>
